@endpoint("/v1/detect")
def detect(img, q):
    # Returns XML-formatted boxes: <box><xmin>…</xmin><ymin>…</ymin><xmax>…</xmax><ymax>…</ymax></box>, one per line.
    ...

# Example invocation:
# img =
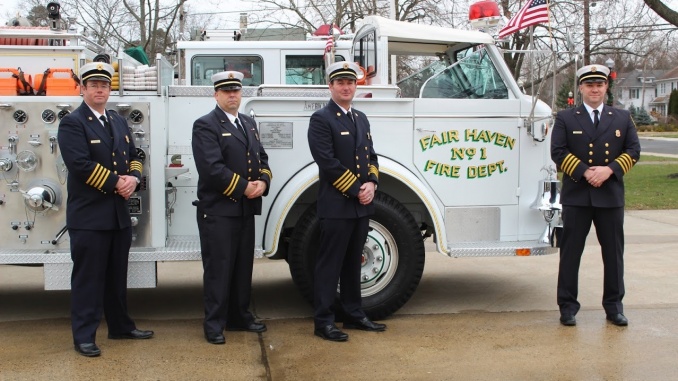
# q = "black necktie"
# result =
<box><xmin>99</xmin><ymin>115</ymin><xmax>112</xmax><ymax>138</ymax></box>
<box><xmin>346</xmin><ymin>111</ymin><xmax>356</xmax><ymax>134</ymax></box>
<box><xmin>234</xmin><ymin>118</ymin><xmax>248</xmax><ymax>141</ymax></box>
<box><xmin>593</xmin><ymin>109</ymin><xmax>600</xmax><ymax>128</ymax></box>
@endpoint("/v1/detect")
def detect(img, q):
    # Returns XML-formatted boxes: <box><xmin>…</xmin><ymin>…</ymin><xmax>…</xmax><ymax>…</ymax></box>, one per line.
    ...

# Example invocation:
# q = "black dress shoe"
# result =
<box><xmin>226</xmin><ymin>321</ymin><xmax>267</xmax><ymax>333</ymax></box>
<box><xmin>559</xmin><ymin>315</ymin><xmax>576</xmax><ymax>326</ymax></box>
<box><xmin>108</xmin><ymin>329</ymin><xmax>154</xmax><ymax>340</ymax></box>
<box><xmin>606</xmin><ymin>313</ymin><xmax>628</xmax><ymax>326</ymax></box>
<box><xmin>343</xmin><ymin>317</ymin><xmax>387</xmax><ymax>332</ymax></box>
<box><xmin>205</xmin><ymin>333</ymin><xmax>226</xmax><ymax>345</ymax></box>
<box><xmin>74</xmin><ymin>343</ymin><xmax>101</xmax><ymax>357</ymax></box>
<box><xmin>314</xmin><ymin>324</ymin><xmax>348</xmax><ymax>342</ymax></box>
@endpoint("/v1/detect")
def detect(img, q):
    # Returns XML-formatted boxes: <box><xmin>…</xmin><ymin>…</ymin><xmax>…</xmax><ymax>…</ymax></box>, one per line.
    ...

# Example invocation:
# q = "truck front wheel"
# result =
<box><xmin>288</xmin><ymin>192</ymin><xmax>425</xmax><ymax>320</ymax></box>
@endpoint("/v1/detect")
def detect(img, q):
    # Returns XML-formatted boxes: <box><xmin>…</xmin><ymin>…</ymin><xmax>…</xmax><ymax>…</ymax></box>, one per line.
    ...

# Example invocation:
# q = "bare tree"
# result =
<box><xmin>644</xmin><ymin>0</ymin><xmax>678</xmax><ymax>27</ymax></box>
<box><xmin>499</xmin><ymin>0</ymin><xmax>677</xmax><ymax>92</ymax></box>
<box><xmin>52</xmin><ymin>0</ymin><xmax>188</xmax><ymax>61</ymax></box>
<box><xmin>244</xmin><ymin>0</ymin><xmax>447</xmax><ymax>34</ymax></box>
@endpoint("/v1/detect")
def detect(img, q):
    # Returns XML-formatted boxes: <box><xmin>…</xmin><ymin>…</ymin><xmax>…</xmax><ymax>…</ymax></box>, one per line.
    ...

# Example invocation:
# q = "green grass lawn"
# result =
<box><xmin>625</xmin><ymin>162</ymin><xmax>678</xmax><ymax>210</ymax></box>
<box><xmin>638</xmin><ymin>132</ymin><xmax>678</xmax><ymax>139</ymax></box>
<box><xmin>640</xmin><ymin>155</ymin><xmax>678</xmax><ymax>162</ymax></box>
<box><xmin>638</xmin><ymin>132</ymin><xmax>678</xmax><ymax>138</ymax></box>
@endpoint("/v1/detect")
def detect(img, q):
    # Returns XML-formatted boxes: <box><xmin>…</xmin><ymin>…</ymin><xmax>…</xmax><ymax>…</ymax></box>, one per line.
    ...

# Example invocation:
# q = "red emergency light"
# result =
<box><xmin>468</xmin><ymin>0</ymin><xmax>502</xmax><ymax>29</ymax></box>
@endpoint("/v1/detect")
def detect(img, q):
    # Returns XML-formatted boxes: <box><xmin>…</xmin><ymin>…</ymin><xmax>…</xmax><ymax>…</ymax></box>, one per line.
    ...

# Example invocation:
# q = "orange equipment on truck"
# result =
<box><xmin>0</xmin><ymin>67</ymin><xmax>34</xmax><ymax>95</ymax></box>
<box><xmin>33</xmin><ymin>68</ymin><xmax>80</xmax><ymax>96</ymax></box>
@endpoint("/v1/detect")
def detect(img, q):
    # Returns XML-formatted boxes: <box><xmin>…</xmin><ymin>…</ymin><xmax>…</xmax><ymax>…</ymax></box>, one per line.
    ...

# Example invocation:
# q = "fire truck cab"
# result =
<box><xmin>0</xmin><ymin>14</ymin><xmax>559</xmax><ymax>319</ymax></box>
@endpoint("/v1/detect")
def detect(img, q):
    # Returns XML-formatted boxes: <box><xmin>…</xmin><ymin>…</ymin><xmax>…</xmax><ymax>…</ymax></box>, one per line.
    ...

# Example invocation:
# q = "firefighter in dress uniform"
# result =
<box><xmin>58</xmin><ymin>62</ymin><xmax>153</xmax><ymax>357</ymax></box>
<box><xmin>307</xmin><ymin>61</ymin><xmax>386</xmax><ymax>342</ymax></box>
<box><xmin>192</xmin><ymin>71</ymin><xmax>272</xmax><ymax>345</ymax></box>
<box><xmin>551</xmin><ymin>64</ymin><xmax>641</xmax><ymax>327</ymax></box>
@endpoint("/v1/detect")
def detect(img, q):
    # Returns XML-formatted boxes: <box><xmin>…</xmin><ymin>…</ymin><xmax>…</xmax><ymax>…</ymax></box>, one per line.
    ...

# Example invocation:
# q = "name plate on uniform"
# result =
<box><xmin>259</xmin><ymin>122</ymin><xmax>293</xmax><ymax>149</ymax></box>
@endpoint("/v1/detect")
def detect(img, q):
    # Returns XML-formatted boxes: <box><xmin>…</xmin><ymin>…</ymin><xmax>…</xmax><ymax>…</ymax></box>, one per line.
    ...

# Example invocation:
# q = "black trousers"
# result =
<box><xmin>314</xmin><ymin>217</ymin><xmax>369</xmax><ymax>328</ymax></box>
<box><xmin>70</xmin><ymin>228</ymin><xmax>136</xmax><ymax>345</ymax></box>
<box><xmin>197</xmin><ymin>212</ymin><xmax>255</xmax><ymax>335</ymax></box>
<box><xmin>557</xmin><ymin>205</ymin><xmax>625</xmax><ymax>316</ymax></box>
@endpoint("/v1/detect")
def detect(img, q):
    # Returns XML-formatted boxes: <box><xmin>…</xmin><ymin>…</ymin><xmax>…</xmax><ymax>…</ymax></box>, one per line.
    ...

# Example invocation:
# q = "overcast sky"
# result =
<box><xmin>3</xmin><ymin>0</ymin><xmax>678</xmax><ymax>29</ymax></box>
<box><xmin>0</xmin><ymin>0</ymin><xmax>250</xmax><ymax>27</ymax></box>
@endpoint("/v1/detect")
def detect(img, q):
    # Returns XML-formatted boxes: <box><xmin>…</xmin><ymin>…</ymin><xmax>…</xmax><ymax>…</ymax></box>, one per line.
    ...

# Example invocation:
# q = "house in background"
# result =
<box><xmin>614</xmin><ymin>69</ymin><xmax>666</xmax><ymax>116</ymax></box>
<box><xmin>649</xmin><ymin>67</ymin><xmax>678</xmax><ymax>119</ymax></box>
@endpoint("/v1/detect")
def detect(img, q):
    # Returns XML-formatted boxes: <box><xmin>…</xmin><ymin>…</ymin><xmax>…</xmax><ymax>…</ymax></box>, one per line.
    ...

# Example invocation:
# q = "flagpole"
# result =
<box><xmin>546</xmin><ymin>0</ymin><xmax>556</xmax><ymax>112</ymax></box>
<box><xmin>529</xmin><ymin>25</ymin><xmax>534</xmax><ymax>98</ymax></box>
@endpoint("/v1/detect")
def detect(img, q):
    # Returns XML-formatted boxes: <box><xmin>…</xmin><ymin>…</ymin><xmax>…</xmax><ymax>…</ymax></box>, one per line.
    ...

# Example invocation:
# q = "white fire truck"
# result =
<box><xmin>0</xmin><ymin>10</ymin><xmax>560</xmax><ymax>319</ymax></box>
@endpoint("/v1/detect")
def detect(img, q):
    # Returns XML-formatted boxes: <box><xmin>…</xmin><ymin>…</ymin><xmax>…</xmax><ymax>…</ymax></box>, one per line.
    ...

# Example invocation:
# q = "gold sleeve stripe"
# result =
<box><xmin>332</xmin><ymin>170</ymin><xmax>352</xmax><ymax>188</ymax></box>
<box><xmin>260</xmin><ymin>169</ymin><xmax>273</xmax><ymax>179</ymax></box>
<box><xmin>561</xmin><ymin>154</ymin><xmax>580</xmax><ymax>176</ymax></box>
<box><xmin>130</xmin><ymin>161</ymin><xmax>143</xmax><ymax>172</ymax></box>
<box><xmin>368</xmin><ymin>165</ymin><xmax>379</xmax><ymax>179</ymax></box>
<box><xmin>615</xmin><ymin>153</ymin><xmax>635</xmax><ymax>174</ymax></box>
<box><xmin>85</xmin><ymin>164</ymin><xmax>111</xmax><ymax>190</ymax></box>
<box><xmin>333</xmin><ymin>170</ymin><xmax>357</xmax><ymax>193</ymax></box>
<box><xmin>92</xmin><ymin>169</ymin><xmax>108</xmax><ymax>189</ymax></box>
<box><xmin>336</xmin><ymin>175</ymin><xmax>357</xmax><ymax>193</ymax></box>
<box><xmin>223</xmin><ymin>173</ymin><xmax>240</xmax><ymax>196</ymax></box>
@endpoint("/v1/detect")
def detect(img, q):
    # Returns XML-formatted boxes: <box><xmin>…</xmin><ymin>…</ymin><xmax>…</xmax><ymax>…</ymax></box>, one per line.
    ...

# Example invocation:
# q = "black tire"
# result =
<box><xmin>288</xmin><ymin>192</ymin><xmax>425</xmax><ymax>320</ymax></box>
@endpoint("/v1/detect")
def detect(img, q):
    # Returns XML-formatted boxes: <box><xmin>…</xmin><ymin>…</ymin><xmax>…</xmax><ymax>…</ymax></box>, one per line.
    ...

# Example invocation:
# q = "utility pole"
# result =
<box><xmin>583</xmin><ymin>0</ymin><xmax>591</xmax><ymax>65</ymax></box>
<box><xmin>178</xmin><ymin>0</ymin><xmax>186</xmax><ymax>82</ymax></box>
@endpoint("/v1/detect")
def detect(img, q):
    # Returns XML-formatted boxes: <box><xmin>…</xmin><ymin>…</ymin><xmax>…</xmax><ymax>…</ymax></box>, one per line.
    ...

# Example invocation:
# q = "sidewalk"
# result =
<box><xmin>0</xmin><ymin>210</ymin><xmax>677</xmax><ymax>380</ymax></box>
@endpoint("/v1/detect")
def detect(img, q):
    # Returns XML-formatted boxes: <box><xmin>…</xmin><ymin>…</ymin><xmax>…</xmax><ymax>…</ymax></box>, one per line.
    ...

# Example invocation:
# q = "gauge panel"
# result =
<box><xmin>136</xmin><ymin>148</ymin><xmax>147</xmax><ymax>164</ymax></box>
<box><xmin>41</xmin><ymin>109</ymin><xmax>57</xmax><ymax>124</ymax></box>
<box><xmin>58</xmin><ymin>109</ymin><xmax>70</xmax><ymax>120</ymax></box>
<box><xmin>13</xmin><ymin>110</ymin><xmax>28</xmax><ymax>124</ymax></box>
<box><xmin>129</xmin><ymin>109</ymin><xmax>144</xmax><ymax>124</ymax></box>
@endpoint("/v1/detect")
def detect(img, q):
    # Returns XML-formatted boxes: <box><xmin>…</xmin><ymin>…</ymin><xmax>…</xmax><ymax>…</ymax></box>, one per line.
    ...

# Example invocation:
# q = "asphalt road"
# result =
<box><xmin>639</xmin><ymin>137</ymin><xmax>678</xmax><ymax>157</ymax></box>
<box><xmin>1</xmin><ymin>210</ymin><xmax>677</xmax><ymax>380</ymax></box>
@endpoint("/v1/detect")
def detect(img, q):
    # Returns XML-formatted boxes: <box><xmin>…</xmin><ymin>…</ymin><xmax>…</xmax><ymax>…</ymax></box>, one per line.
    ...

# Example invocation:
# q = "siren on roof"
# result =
<box><xmin>468</xmin><ymin>0</ymin><xmax>502</xmax><ymax>30</ymax></box>
<box><xmin>313</xmin><ymin>24</ymin><xmax>343</xmax><ymax>36</ymax></box>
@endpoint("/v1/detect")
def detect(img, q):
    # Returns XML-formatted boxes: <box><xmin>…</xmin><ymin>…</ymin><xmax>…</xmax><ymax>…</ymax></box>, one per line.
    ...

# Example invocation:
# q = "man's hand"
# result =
<box><xmin>584</xmin><ymin>166</ymin><xmax>613</xmax><ymax>188</ymax></box>
<box><xmin>358</xmin><ymin>182</ymin><xmax>376</xmax><ymax>205</ymax></box>
<box><xmin>245</xmin><ymin>180</ymin><xmax>267</xmax><ymax>199</ymax></box>
<box><xmin>115</xmin><ymin>175</ymin><xmax>137</xmax><ymax>200</ymax></box>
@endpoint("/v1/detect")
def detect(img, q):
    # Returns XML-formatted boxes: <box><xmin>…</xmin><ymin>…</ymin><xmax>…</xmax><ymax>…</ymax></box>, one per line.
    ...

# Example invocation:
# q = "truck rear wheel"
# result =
<box><xmin>288</xmin><ymin>192</ymin><xmax>425</xmax><ymax>320</ymax></box>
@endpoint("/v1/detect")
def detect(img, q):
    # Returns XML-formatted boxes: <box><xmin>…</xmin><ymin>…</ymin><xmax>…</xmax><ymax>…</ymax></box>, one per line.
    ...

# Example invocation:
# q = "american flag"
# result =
<box><xmin>498</xmin><ymin>0</ymin><xmax>550</xmax><ymax>39</ymax></box>
<box><xmin>324</xmin><ymin>33</ymin><xmax>334</xmax><ymax>57</ymax></box>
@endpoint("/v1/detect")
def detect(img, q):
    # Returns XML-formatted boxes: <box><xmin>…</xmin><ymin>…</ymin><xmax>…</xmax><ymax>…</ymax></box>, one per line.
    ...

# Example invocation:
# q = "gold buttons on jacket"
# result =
<box><xmin>113</xmin><ymin>161</ymin><xmax>117</xmax><ymax>165</ymax></box>
<box><xmin>605</xmin><ymin>151</ymin><xmax>609</xmax><ymax>155</ymax></box>
<box><xmin>356</xmin><ymin>165</ymin><xmax>360</xmax><ymax>169</ymax></box>
<box><xmin>589</xmin><ymin>151</ymin><xmax>593</xmax><ymax>156</ymax></box>
<box><xmin>112</xmin><ymin>153</ymin><xmax>116</xmax><ymax>157</ymax></box>
<box><xmin>589</xmin><ymin>143</ymin><xmax>593</xmax><ymax>148</ymax></box>
<box><xmin>588</xmin><ymin>159</ymin><xmax>593</xmax><ymax>163</ymax></box>
<box><xmin>605</xmin><ymin>143</ymin><xmax>609</xmax><ymax>147</ymax></box>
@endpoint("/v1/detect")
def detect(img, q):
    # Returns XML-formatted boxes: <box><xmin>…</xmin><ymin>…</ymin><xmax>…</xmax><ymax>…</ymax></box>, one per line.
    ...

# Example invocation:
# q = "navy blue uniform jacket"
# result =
<box><xmin>308</xmin><ymin>99</ymin><xmax>379</xmax><ymax>219</ymax></box>
<box><xmin>192</xmin><ymin>107</ymin><xmax>272</xmax><ymax>216</ymax></box>
<box><xmin>551</xmin><ymin>104</ymin><xmax>640</xmax><ymax>208</ymax></box>
<box><xmin>58</xmin><ymin>102</ymin><xmax>142</xmax><ymax>230</ymax></box>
